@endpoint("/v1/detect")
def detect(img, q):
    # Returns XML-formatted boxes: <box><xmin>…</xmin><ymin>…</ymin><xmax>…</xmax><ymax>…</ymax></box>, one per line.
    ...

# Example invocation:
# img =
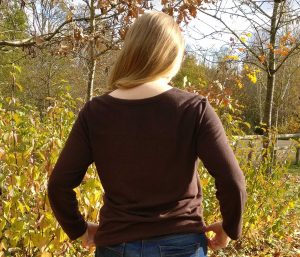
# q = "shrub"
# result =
<box><xmin>0</xmin><ymin>87</ymin><xmax>299</xmax><ymax>256</ymax></box>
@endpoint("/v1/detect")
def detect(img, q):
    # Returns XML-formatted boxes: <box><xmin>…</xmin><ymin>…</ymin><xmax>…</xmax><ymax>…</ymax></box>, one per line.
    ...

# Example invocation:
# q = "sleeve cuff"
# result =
<box><xmin>222</xmin><ymin>221</ymin><xmax>241</xmax><ymax>240</ymax></box>
<box><xmin>69</xmin><ymin>220</ymin><xmax>88</xmax><ymax>241</ymax></box>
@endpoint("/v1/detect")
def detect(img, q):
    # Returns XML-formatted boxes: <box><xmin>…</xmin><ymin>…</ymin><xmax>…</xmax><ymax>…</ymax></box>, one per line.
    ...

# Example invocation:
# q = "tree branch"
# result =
<box><xmin>0</xmin><ymin>13</ymin><xmax>117</xmax><ymax>47</ymax></box>
<box><xmin>199</xmin><ymin>9</ymin><xmax>266</xmax><ymax>69</ymax></box>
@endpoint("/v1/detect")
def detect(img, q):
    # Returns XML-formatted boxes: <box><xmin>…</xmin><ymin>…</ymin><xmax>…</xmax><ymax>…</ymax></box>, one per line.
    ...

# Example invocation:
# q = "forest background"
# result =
<box><xmin>0</xmin><ymin>0</ymin><xmax>299</xmax><ymax>256</ymax></box>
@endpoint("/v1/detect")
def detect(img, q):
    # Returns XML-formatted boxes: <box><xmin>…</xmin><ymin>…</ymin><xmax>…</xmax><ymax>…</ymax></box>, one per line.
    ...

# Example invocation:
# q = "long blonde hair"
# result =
<box><xmin>106</xmin><ymin>11</ymin><xmax>185</xmax><ymax>90</ymax></box>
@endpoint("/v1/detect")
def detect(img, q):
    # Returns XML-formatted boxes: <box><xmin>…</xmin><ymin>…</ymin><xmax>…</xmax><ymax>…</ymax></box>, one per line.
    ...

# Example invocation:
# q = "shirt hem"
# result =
<box><xmin>93</xmin><ymin>221</ymin><xmax>206</xmax><ymax>247</ymax></box>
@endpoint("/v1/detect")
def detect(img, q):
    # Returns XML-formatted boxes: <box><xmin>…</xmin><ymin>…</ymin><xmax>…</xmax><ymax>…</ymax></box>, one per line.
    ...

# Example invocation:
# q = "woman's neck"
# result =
<box><xmin>109</xmin><ymin>77</ymin><xmax>173</xmax><ymax>99</ymax></box>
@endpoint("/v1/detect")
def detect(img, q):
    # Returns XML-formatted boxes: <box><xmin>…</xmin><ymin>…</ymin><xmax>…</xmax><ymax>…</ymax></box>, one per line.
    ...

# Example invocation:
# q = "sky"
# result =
<box><xmin>70</xmin><ymin>0</ymin><xmax>286</xmax><ymax>64</ymax></box>
<box><xmin>70</xmin><ymin>0</ymin><xmax>239</xmax><ymax>51</ymax></box>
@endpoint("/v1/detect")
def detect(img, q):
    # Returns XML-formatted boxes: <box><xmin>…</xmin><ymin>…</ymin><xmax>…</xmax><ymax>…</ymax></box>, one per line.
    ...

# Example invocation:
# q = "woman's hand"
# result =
<box><xmin>80</xmin><ymin>221</ymin><xmax>99</xmax><ymax>249</ymax></box>
<box><xmin>203</xmin><ymin>221</ymin><xmax>230</xmax><ymax>250</ymax></box>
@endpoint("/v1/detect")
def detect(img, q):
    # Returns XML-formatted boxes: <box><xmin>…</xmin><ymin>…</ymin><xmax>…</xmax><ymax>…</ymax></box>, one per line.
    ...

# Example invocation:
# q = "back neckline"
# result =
<box><xmin>103</xmin><ymin>87</ymin><xmax>177</xmax><ymax>104</ymax></box>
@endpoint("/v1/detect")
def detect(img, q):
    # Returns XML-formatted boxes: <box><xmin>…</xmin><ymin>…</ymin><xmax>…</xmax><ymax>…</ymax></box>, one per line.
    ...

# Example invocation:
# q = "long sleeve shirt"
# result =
<box><xmin>47</xmin><ymin>86</ymin><xmax>247</xmax><ymax>247</ymax></box>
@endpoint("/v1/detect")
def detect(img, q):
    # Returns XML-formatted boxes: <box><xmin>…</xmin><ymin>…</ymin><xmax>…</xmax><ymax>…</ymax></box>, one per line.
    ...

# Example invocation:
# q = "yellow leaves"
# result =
<box><xmin>244</xmin><ymin>64</ymin><xmax>250</xmax><ymax>70</ymax></box>
<box><xmin>12</xmin><ymin>63</ymin><xmax>21</xmax><ymax>73</ymax></box>
<box><xmin>236</xmin><ymin>79</ymin><xmax>243</xmax><ymax>89</ymax></box>
<box><xmin>0</xmin><ymin>93</ymin><xmax>103</xmax><ymax>255</ymax></box>
<box><xmin>288</xmin><ymin>201</ymin><xmax>295</xmax><ymax>208</ymax></box>
<box><xmin>59</xmin><ymin>228</ymin><xmax>68</xmax><ymax>243</ymax></box>
<box><xmin>237</xmin><ymin>32</ymin><xmax>252</xmax><ymax>45</ymax></box>
<box><xmin>247</xmin><ymin>73</ymin><xmax>257</xmax><ymax>84</ymax></box>
<box><xmin>224</xmin><ymin>55</ymin><xmax>240</xmax><ymax>61</ymax></box>
<box><xmin>244</xmin><ymin>122</ymin><xmax>251</xmax><ymax>129</ymax></box>
<box><xmin>16</xmin><ymin>82</ymin><xmax>24</xmax><ymax>92</ymax></box>
<box><xmin>74</xmin><ymin>187</ymin><xmax>81</xmax><ymax>197</ymax></box>
<box><xmin>40</xmin><ymin>252</ymin><xmax>52</xmax><ymax>257</ymax></box>
<box><xmin>84</xmin><ymin>196</ymin><xmax>90</xmax><ymax>205</ymax></box>
<box><xmin>240</xmin><ymin>36</ymin><xmax>247</xmax><ymax>43</ymax></box>
<box><xmin>3</xmin><ymin>131</ymin><xmax>17</xmax><ymax>145</ymax></box>
<box><xmin>0</xmin><ymin>148</ymin><xmax>5</xmax><ymax>160</ymax></box>
<box><xmin>244</xmin><ymin>64</ymin><xmax>261</xmax><ymax>84</ymax></box>
<box><xmin>201</xmin><ymin>178</ymin><xmax>209</xmax><ymax>187</ymax></box>
<box><xmin>31</xmin><ymin>234</ymin><xmax>49</xmax><ymax>251</ymax></box>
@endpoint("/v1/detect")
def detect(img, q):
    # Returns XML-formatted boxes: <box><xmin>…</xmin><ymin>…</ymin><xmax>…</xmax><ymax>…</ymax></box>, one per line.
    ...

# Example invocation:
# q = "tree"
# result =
<box><xmin>188</xmin><ymin>0</ymin><xmax>300</xmax><ymax>172</ymax></box>
<box><xmin>0</xmin><ymin>0</ymin><xmax>210</xmax><ymax>100</ymax></box>
<box><xmin>193</xmin><ymin>0</ymin><xmax>300</xmax><ymax>129</ymax></box>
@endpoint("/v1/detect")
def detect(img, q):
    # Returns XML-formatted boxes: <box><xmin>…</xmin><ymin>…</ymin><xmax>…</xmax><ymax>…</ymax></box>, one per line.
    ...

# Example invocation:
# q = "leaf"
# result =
<box><xmin>15</xmin><ymin>82</ymin><xmax>24</xmax><ymax>92</ymax></box>
<box><xmin>244</xmin><ymin>122</ymin><xmax>251</xmax><ymax>128</ymax></box>
<box><xmin>237</xmin><ymin>47</ymin><xmax>246</xmax><ymax>52</ymax></box>
<box><xmin>240</xmin><ymin>36</ymin><xmax>247</xmax><ymax>43</ymax></box>
<box><xmin>288</xmin><ymin>201</ymin><xmax>295</xmax><ymax>208</ymax></box>
<box><xmin>258</xmin><ymin>55</ymin><xmax>266</xmax><ymax>63</ymax></box>
<box><xmin>0</xmin><ymin>220</ymin><xmax>6</xmax><ymax>231</ymax></box>
<box><xmin>35</xmin><ymin>36</ymin><xmax>45</xmax><ymax>46</ymax></box>
<box><xmin>59</xmin><ymin>228</ymin><xmax>68</xmax><ymax>243</ymax></box>
<box><xmin>18</xmin><ymin>202</ymin><xmax>25</xmax><ymax>215</ymax></box>
<box><xmin>224</xmin><ymin>55</ymin><xmax>239</xmax><ymax>61</ymax></box>
<box><xmin>183</xmin><ymin>76</ymin><xmax>188</xmax><ymax>88</ymax></box>
<box><xmin>247</xmin><ymin>73</ymin><xmax>257</xmax><ymax>83</ymax></box>
<box><xmin>66</xmin><ymin>11</ymin><xmax>73</xmax><ymax>21</ymax></box>
<box><xmin>236</xmin><ymin>80</ymin><xmax>243</xmax><ymax>88</ymax></box>
<box><xmin>12</xmin><ymin>64</ymin><xmax>21</xmax><ymax>73</ymax></box>
<box><xmin>40</xmin><ymin>252</ymin><xmax>52</xmax><ymax>257</ymax></box>
<box><xmin>0</xmin><ymin>148</ymin><xmax>5</xmax><ymax>160</ymax></box>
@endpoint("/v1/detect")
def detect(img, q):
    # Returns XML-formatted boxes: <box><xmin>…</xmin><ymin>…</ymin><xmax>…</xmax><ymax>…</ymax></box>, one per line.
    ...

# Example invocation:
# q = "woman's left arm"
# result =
<box><xmin>47</xmin><ymin>101</ymin><xmax>94</xmax><ymax>241</ymax></box>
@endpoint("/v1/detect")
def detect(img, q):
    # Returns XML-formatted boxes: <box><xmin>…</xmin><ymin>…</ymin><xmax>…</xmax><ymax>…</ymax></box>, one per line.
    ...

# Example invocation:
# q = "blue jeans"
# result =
<box><xmin>95</xmin><ymin>231</ymin><xmax>208</xmax><ymax>257</ymax></box>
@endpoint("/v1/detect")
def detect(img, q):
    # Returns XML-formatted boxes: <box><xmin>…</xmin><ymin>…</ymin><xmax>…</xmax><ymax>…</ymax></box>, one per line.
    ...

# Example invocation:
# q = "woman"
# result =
<box><xmin>47</xmin><ymin>11</ymin><xmax>247</xmax><ymax>257</ymax></box>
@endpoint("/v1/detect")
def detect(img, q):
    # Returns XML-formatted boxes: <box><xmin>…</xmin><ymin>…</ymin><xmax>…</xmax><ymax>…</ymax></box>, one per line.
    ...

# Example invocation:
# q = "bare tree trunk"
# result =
<box><xmin>264</xmin><ymin>73</ymin><xmax>275</xmax><ymax>128</ymax></box>
<box><xmin>263</xmin><ymin>1</ymin><xmax>280</xmax><ymax>128</ymax></box>
<box><xmin>86</xmin><ymin>0</ymin><xmax>97</xmax><ymax>102</ymax></box>
<box><xmin>262</xmin><ymin>0</ymin><xmax>280</xmax><ymax>174</ymax></box>
<box><xmin>257</xmin><ymin>82</ymin><xmax>263</xmax><ymax>123</ymax></box>
<box><xmin>275</xmin><ymin>107</ymin><xmax>279</xmax><ymax>130</ymax></box>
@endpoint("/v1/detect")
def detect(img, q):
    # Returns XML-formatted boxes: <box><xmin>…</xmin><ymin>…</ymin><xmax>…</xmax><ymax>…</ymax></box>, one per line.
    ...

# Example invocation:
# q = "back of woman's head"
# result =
<box><xmin>107</xmin><ymin>11</ymin><xmax>185</xmax><ymax>90</ymax></box>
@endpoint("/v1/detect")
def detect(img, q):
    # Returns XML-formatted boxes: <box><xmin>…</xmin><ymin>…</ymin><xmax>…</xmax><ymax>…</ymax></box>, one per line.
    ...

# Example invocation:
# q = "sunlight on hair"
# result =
<box><xmin>107</xmin><ymin>11</ymin><xmax>185</xmax><ymax>90</ymax></box>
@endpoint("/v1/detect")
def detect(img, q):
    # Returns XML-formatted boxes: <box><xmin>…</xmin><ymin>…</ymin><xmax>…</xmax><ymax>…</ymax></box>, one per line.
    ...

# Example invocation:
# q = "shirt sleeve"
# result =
<box><xmin>195</xmin><ymin>97</ymin><xmax>247</xmax><ymax>240</ymax></box>
<box><xmin>47</xmin><ymin>101</ymin><xmax>94</xmax><ymax>241</ymax></box>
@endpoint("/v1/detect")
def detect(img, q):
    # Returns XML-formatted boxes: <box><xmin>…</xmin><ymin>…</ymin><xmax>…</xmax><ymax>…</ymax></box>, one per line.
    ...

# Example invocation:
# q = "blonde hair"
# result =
<box><xmin>106</xmin><ymin>11</ymin><xmax>185</xmax><ymax>90</ymax></box>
